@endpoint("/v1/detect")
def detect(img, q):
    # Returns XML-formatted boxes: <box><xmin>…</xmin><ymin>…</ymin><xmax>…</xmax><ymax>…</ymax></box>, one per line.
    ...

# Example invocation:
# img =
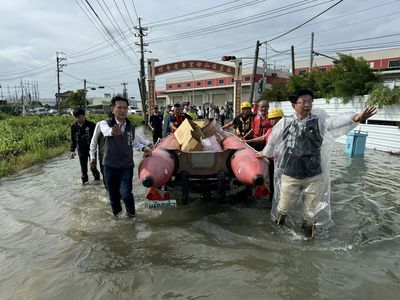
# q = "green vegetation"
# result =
<box><xmin>260</xmin><ymin>54</ymin><xmax>382</xmax><ymax>104</ymax></box>
<box><xmin>61</xmin><ymin>89</ymin><xmax>86</xmax><ymax>109</ymax></box>
<box><xmin>367</xmin><ymin>84</ymin><xmax>400</xmax><ymax>108</ymax></box>
<box><xmin>0</xmin><ymin>114</ymin><xmax>143</xmax><ymax>178</ymax></box>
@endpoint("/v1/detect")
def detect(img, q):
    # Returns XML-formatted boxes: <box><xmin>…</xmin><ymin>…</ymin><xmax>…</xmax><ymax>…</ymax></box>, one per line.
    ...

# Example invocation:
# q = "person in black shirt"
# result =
<box><xmin>149</xmin><ymin>105</ymin><xmax>163</xmax><ymax>144</ymax></box>
<box><xmin>222</xmin><ymin>101</ymin><xmax>254</xmax><ymax>139</ymax></box>
<box><xmin>169</xmin><ymin>103</ymin><xmax>192</xmax><ymax>133</ymax></box>
<box><xmin>70</xmin><ymin>108</ymin><xmax>100</xmax><ymax>183</ymax></box>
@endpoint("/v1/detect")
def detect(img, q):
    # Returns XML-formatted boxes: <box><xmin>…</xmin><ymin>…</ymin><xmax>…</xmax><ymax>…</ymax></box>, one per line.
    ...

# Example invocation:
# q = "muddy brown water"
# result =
<box><xmin>1</xmin><ymin>127</ymin><xmax>399</xmax><ymax>299</ymax></box>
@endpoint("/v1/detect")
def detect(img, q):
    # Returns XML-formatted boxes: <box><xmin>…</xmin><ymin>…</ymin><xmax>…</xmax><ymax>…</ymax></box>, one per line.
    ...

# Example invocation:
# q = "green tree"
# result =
<box><xmin>63</xmin><ymin>90</ymin><xmax>86</xmax><ymax>109</ymax></box>
<box><xmin>286</xmin><ymin>69</ymin><xmax>335</xmax><ymax>99</ymax></box>
<box><xmin>260</xmin><ymin>82</ymin><xmax>289</xmax><ymax>102</ymax></box>
<box><xmin>367</xmin><ymin>84</ymin><xmax>400</xmax><ymax>107</ymax></box>
<box><xmin>329</xmin><ymin>54</ymin><xmax>379</xmax><ymax>102</ymax></box>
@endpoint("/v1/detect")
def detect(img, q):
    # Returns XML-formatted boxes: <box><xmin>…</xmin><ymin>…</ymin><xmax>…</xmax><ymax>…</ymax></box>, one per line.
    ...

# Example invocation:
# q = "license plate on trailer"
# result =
<box><xmin>148</xmin><ymin>199</ymin><xmax>177</xmax><ymax>208</ymax></box>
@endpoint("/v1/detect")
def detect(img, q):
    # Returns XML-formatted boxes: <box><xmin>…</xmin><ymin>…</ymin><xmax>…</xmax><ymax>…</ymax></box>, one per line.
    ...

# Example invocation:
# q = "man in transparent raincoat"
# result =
<box><xmin>261</xmin><ymin>89</ymin><xmax>377</xmax><ymax>238</ymax></box>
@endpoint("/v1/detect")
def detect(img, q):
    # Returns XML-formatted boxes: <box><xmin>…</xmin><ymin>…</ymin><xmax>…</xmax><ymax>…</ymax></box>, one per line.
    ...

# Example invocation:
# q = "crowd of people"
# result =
<box><xmin>70</xmin><ymin>91</ymin><xmax>377</xmax><ymax>238</ymax></box>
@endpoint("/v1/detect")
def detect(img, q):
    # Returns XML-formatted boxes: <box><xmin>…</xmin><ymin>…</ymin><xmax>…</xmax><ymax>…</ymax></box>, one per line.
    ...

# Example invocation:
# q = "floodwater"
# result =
<box><xmin>1</xmin><ymin>127</ymin><xmax>399</xmax><ymax>300</ymax></box>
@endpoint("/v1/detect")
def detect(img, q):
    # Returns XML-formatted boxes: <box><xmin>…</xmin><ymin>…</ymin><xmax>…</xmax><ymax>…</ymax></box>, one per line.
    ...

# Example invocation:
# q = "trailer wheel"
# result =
<box><xmin>237</xmin><ymin>186</ymin><xmax>250</xmax><ymax>202</ymax></box>
<box><xmin>216</xmin><ymin>171</ymin><xmax>226</xmax><ymax>203</ymax></box>
<box><xmin>179</xmin><ymin>171</ymin><xmax>189</xmax><ymax>205</ymax></box>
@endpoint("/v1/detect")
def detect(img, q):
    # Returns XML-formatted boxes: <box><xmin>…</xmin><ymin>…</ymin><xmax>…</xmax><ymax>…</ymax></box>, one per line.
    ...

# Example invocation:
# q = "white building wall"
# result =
<box><xmin>270</xmin><ymin>96</ymin><xmax>400</xmax><ymax>153</ymax></box>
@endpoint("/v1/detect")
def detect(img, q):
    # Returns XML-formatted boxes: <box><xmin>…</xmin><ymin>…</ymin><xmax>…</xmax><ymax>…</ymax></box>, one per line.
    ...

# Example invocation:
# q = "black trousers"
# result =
<box><xmin>152</xmin><ymin>130</ymin><xmax>162</xmax><ymax>144</ymax></box>
<box><xmin>79</xmin><ymin>154</ymin><xmax>100</xmax><ymax>178</ymax></box>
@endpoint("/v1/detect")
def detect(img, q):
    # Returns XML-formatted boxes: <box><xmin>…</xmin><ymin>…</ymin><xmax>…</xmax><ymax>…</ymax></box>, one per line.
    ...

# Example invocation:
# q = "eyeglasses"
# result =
<box><xmin>114</xmin><ymin>106</ymin><xmax>128</xmax><ymax>111</ymax></box>
<box><xmin>296</xmin><ymin>99</ymin><xmax>313</xmax><ymax>105</ymax></box>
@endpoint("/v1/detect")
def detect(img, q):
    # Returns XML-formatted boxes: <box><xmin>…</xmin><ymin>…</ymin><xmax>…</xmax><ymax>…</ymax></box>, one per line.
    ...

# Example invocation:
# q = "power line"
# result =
<box><xmin>94</xmin><ymin>0</ymin><xmax>137</xmax><ymax>63</ymax></box>
<box><xmin>122</xmin><ymin>0</ymin><xmax>136</xmax><ymax>29</ymax></box>
<box><xmin>266</xmin><ymin>0</ymin><xmax>344</xmax><ymax>42</ymax></box>
<box><xmin>83</xmin><ymin>0</ymin><xmax>136</xmax><ymax>66</ymax></box>
<box><xmin>145</xmin><ymin>0</ymin><xmax>265</xmax><ymax>27</ymax></box>
<box><xmin>131</xmin><ymin>0</ymin><xmax>139</xmax><ymax>19</ymax></box>
<box><xmin>98</xmin><ymin>0</ymin><xmax>139</xmax><ymax>60</ymax></box>
<box><xmin>147</xmin><ymin>0</ymin><xmax>330</xmax><ymax>44</ymax></box>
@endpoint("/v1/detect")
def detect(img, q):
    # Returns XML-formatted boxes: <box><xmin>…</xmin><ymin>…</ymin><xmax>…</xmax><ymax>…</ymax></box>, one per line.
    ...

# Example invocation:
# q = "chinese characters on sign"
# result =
<box><xmin>155</xmin><ymin>60</ymin><xmax>236</xmax><ymax>76</ymax></box>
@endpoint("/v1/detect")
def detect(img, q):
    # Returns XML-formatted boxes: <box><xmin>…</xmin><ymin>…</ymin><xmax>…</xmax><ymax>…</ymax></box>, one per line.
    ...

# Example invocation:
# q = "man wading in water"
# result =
<box><xmin>259</xmin><ymin>89</ymin><xmax>377</xmax><ymax>238</ymax></box>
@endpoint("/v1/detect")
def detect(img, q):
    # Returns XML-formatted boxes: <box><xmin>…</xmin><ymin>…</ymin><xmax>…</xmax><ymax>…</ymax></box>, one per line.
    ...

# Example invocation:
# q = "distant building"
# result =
<box><xmin>155</xmin><ymin>66</ymin><xmax>290</xmax><ymax>108</ymax></box>
<box><xmin>54</xmin><ymin>91</ymin><xmax>73</xmax><ymax>105</ymax></box>
<box><xmin>295</xmin><ymin>47</ymin><xmax>400</xmax><ymax>88</ymax></box>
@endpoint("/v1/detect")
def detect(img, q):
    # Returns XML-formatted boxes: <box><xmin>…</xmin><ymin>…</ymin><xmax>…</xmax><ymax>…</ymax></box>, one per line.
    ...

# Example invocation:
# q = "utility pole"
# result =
<box><xmin>121</xmin><ymin>81</ymin><xmax>128</xmax><ymax>98</ymax></box>
<box><xmin>83</xmin><ymin>79</ymin><xmax>87</xmax><ymax>110</ymax></box>
<box><xmin>0</xmin><ymin>85</ymin><xmax>3</xmax><ymax>101</ymax></box>
<box><xmin>249</xmin><ymin>40</ymin><xmax>261</xmax><ymax>104</ymax></box>
<box><xmin>20</xmin><ymin>79</ymin><xmax>25</xmax><ymax>116</ymax></box>
<box><xmin>34</xmin><ymin>81</ymin><xmax>39</xmax><ymax>102</ymax></box>
<box><xmin>7</xmin><ymin>86</ymin><xmax>11</xmax><ymax>102</ymax></box>
<box><xmin>56</xmin><ymin>52</ymin><xmax>66</xmax><ymax>111</ymax></box>
<box><xmin>309</xmin><ymin>32</ymin><xmax>314</xmax><ymax>72</ymax></box>
<box><xmin>291</xmin><ymin>45</ymin><xmax>295</xmax><ymax>75</ymax></box>
<box><xmin>135</xmin><ymin>18</ymin><xmax>149</xmax><ymax>120</ymax></box>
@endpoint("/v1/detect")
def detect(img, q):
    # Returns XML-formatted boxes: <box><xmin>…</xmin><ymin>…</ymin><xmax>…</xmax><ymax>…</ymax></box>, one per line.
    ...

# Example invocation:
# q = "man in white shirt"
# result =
<box><xmin>98</xmin><ymin>95</ymin><xmax>152</xmax><ymax>218</ymax></box>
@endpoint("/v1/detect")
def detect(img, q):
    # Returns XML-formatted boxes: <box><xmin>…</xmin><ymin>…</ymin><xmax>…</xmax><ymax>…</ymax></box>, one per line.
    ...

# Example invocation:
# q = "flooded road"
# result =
<box><xmin>1</xmin><ymin>128</ymin><xmax>399</xmax><ymax>299</ymax></box>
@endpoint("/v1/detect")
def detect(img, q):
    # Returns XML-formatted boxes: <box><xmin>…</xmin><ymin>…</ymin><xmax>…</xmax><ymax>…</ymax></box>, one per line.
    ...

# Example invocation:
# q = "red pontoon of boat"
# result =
<box><xmin>222</xmin><ymin>134</ymin><xmax>269</xmax><ymax>186</ymax></box>
<box><xmin>138</xmin><ymin>134</ymin><xmax>180</xmax><ymax>188</ymax></box>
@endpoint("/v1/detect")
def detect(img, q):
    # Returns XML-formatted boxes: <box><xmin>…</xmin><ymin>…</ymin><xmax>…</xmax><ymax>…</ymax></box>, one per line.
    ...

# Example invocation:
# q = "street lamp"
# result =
<box><xmin>186</xmin><ymin>70</ymin><xmax>195</xmax><ymax>105</ymax></box>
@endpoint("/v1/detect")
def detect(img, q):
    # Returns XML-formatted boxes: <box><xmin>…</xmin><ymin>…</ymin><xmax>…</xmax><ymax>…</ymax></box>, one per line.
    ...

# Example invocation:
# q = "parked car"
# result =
<box><xmin>128</xmin><ymin>107</ymin><xmax>143</xmax><ymax>115</ymax></box>
<box><xmin>48</xmin><ymin>108</ymin><xmax>58</xmax><ymax>115</ymax></box>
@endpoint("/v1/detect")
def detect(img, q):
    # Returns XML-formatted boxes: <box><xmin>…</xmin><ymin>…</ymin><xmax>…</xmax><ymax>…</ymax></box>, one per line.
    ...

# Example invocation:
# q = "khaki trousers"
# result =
<box><xmin>278</xmin><ymin>174</ymin><xmax>323</xmax><ymax>221</ymax></box>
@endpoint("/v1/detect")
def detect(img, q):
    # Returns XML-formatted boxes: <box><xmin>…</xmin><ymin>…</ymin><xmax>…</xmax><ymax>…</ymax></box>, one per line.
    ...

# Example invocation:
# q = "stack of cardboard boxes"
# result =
<box><xmin>174</xmin><ymin>119</ymin><xmax>225</xmax><ymax>152</ymax></box>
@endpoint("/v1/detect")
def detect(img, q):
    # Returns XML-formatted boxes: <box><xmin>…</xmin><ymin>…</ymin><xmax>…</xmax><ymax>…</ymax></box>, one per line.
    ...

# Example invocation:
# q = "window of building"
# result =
<box><xmin>196</xmin><ymin>81</ymin><xmax>202</xmax><ymax>86</ymax></box>
<box><xmin>177</xmin><ymin>84</ymin><xmax>182</xmax><ymax>88</ymax></box>
<box><xmin>231</xmin><ymin>78</ymin><xmax>234</xmax><ymax>82</ymax></box>
<box><xmin>218</xmin><ymin>79</ymin><xmax>224</xmax><ymax>85</ymax></box>
<box><xmin>388</xmin><ymin>60</ymin><xmax>400</xmax><ymax>68</ymax></box>
<box><xmin>168</xmin><ymin>84</ymin><xmax>173</xmax><ymax>89</ymax></box>
<box><xmin>207</xmin><ymin>80</ymin><xmax>212</xmax><ymax>86</ymax></box>
<box><xmin>298</xmin><ymin>70</ymin><xmax>307</xmax><ymax>75</ymax></box>
<box><xmin>244</xmin><ymin>76</ymin><xmax>251</xmax><ymax>81</ymax></box>
<box><xmin>186</xmin><ymin>83</ymin><xmax>191</xmax><ymax>88</ymax></box>
<box><xmin>319</xmin><ymin>68</ymin><xmax>327</xmax><ymax>72</ymax></box>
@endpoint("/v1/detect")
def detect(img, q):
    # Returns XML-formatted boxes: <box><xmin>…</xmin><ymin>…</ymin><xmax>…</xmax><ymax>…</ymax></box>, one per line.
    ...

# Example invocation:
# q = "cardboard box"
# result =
<box><xmin>174</xmin><ymin>118</ymin><xmax>204</xmax><ymax>152</ymax></box>
<box><xmin>201</xmin><ymin>120</ymin><xmax>226</xmax><ymax>143</ymax></box>
<box><xmin>193</xmin><ymin>119</ymin><xmax>207</xmax><ymax>129</ymax></box>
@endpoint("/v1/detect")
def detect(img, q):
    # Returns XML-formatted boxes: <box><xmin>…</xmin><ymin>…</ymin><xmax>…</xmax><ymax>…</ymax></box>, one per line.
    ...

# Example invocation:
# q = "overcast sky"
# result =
<box><xmin>0</xmin><ymin>0</ymin><xmax>399</xmax><ymax>101</ymax></box>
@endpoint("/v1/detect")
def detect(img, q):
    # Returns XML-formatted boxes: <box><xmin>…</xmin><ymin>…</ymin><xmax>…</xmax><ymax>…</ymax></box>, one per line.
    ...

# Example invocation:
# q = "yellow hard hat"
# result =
<box><xmin>268</xmin><ymin>108</ymin><xmax>284</xmax><ymax>119</ymax></box>
<box><xmin>240</xmin><ymin>101</ymin><xmax>252</xmax><ymax>110</ymax></box>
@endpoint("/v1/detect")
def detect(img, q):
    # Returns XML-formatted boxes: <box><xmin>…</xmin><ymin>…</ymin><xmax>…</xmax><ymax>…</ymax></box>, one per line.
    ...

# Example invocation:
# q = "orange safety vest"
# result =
<box><xmin>252</xmin><ymin>115</ymin><xmax>272</xmax><ymax>137</ymax></box>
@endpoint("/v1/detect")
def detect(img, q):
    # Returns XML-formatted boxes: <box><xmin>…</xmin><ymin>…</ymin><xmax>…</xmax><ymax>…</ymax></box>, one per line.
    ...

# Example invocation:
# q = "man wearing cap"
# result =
<box><xmin>149</xmin><ymin>105</ymin><xmax>163</xmax><ymax>144</ymax></box>
<box><xmin>222</xmin><ymin>101</ymin><xmax>255</xmax><ymax>139</ymax></box>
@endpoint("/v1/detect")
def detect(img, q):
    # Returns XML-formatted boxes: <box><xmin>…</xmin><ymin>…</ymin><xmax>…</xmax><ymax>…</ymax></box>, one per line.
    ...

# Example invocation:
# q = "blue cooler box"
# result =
<box><xmin>345</xmin><ymin>130</ymin><xmax>368</xmax><ymax>156</ymax></box>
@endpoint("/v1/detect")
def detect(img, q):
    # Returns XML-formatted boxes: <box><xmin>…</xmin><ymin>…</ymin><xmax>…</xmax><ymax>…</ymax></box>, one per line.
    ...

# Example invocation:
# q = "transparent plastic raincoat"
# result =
<box><xmin>262</xmin><ymin>108</ymin><xmax>358</xmax><ymax>227</ymax></box>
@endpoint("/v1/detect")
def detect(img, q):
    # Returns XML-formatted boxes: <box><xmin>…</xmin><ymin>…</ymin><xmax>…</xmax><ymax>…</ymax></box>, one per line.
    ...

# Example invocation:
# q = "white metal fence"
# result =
<box><xmin>270</xmin><ymin>96</ymin><xmax>400</xmax><ymax>153</ymax></box>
